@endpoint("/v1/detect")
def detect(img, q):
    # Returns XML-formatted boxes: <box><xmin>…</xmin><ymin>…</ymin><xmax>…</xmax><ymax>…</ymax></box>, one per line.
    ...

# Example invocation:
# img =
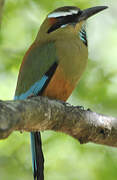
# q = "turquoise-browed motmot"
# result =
<box><xmin>14</xmin><ymin>5</ymin><xmax>108</xmax><ymax>180</ymax></box>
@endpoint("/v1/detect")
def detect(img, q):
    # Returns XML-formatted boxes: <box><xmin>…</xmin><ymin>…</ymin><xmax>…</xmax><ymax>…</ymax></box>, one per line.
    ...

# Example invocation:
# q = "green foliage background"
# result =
<box><xmin>0</xmin><ymin>0</ymin><xmax>117</xmax><ymax>180</ymax></box>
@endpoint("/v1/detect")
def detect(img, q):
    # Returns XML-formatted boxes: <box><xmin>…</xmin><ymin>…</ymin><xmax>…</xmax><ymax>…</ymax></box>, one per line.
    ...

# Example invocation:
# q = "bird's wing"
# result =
<box><xmin>14</xmin><ymin>41</ymin><xmax>58</xmax><ymax>100</ymax></box>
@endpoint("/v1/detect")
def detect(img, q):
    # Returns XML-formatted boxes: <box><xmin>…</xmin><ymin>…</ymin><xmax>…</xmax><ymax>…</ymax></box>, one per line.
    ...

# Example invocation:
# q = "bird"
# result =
<box><xmin>14</xmin><ymin>5</ymin><xmax>108</xmax><ymax>180</ymax></box>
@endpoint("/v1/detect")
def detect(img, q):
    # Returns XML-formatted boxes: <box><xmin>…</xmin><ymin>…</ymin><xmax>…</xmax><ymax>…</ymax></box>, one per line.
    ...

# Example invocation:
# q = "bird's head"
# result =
<box><xmin>36</xmin><ymin>6</ymin><xmax>108</xmax><ymax>43</ymax></box>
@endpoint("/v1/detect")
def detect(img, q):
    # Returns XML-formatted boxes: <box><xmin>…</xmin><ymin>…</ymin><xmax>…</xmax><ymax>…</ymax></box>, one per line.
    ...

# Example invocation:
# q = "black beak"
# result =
<box><xmin>79</xmin><ymin>6</ymin><xmax>108</xmax><ymax>21</ymax></box>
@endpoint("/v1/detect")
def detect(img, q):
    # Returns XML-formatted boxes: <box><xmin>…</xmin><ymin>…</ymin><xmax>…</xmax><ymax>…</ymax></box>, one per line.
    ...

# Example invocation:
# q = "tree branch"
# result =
<box><xmin>0</xmin><ymin>96</ymin><xmax>117</xmax><ymax>147</ymax></box>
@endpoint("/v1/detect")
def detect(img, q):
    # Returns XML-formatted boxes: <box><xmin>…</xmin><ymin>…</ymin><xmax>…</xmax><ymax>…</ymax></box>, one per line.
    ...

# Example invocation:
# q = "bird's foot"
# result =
<box><xmin>87</xmin><ymin>108</ymin><xmax>92</xmax><ymax>112</ymax></box>
<box><xmin>75</xmin><ymin>105</ymin><xmax>84</xmax><ymax>110</ymax></box>
<box><xmin>27</xmin><ymin>93</ymin><xmax>36</xmax><ymax>99</ymax></box>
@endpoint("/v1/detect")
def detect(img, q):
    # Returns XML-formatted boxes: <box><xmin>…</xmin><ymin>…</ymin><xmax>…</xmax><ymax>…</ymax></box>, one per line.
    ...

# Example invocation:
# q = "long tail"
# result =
<box><xmin>30</xmin><ymin>132</ymin><xmax>44</xmax><ymax>180</ymax></box>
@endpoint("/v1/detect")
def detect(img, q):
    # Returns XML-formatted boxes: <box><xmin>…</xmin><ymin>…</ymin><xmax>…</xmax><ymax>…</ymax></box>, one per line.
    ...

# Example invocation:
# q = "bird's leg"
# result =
<box><xmin>27</xmin><ymin>93</ymin><xmax>36</xmax><ymax>99</ymax></box>
<box><xmin>87</xmin><ymin>108</ymin><xmax>92</xmax><ymax>112</ymax></box>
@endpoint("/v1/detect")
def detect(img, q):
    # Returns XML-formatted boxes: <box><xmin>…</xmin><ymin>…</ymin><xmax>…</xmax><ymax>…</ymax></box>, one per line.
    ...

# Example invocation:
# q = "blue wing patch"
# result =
<box><xmin>14</xmin><ymin>75</ymin><xmax>48</xmax><ymax>100</ymax></box>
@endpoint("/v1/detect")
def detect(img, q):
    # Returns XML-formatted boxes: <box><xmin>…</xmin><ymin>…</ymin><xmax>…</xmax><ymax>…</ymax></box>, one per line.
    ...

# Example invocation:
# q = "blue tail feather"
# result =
<box><xmin>30</xmin><ymin>132</ymin><xmax>44</xmax><ymax>180</ymax></box>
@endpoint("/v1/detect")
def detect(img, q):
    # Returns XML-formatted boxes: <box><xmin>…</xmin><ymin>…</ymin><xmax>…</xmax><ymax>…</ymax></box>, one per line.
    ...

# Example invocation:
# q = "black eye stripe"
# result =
<box><xmin>55</xmin><ymin>11</ymin><xmax>82</xmax><ymax>27</ymax></box>
<box><xmin>47</xmin><ymin>14</ymin><xmax>78</xmax><ymax>33</ymax></box>
<box><xmin>58</xmin><ymin>14</ymin><xmax>78</xmax><ymax>24</ymax></box>
<box><xmin>47</xmin><ymin>10</ymin><xmax>83</xmax><ymax>34</ymax></box>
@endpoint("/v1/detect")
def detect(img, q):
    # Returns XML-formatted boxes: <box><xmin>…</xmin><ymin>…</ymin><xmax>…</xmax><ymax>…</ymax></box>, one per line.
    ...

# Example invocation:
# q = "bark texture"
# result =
<box><xmin>0</xmin><ymin>96</ymin><xmax>117</xmax><ymax>147</ymax></box>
